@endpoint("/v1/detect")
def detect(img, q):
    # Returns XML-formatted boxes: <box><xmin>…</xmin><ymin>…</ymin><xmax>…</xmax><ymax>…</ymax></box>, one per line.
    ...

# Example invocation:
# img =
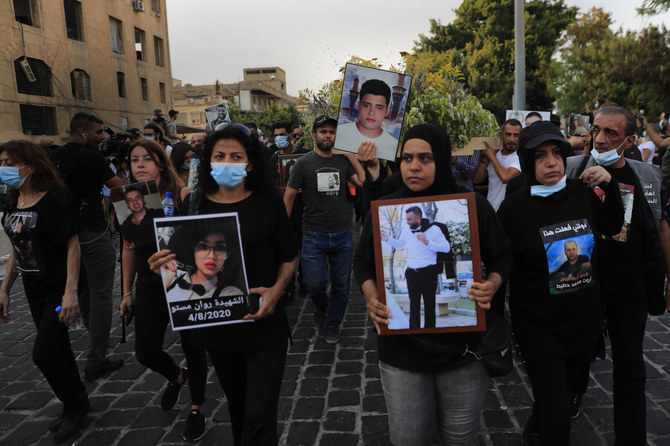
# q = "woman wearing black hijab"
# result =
<box><xmin>353</xmin><ymin>124</ymin><xmax>511</xmax><ymax>445</ymax></box>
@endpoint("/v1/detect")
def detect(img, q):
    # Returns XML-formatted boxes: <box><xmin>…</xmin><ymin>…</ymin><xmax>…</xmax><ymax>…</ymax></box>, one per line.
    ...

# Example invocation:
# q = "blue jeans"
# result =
<box><xmin>379</xmin><ymin>360</ymin><xmax>490</xmax><ymax>446</ymax></box>
<box><xmin>301</xmin><ymin>229</ymin><xmax>352</xmax><ymax>329</ymax></box>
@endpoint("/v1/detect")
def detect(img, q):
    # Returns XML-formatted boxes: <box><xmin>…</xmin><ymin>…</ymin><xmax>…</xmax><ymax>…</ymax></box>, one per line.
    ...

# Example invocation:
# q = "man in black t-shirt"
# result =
<box><xmin>54</xmin><ymin>112</ymin><xmax>125</xmax><ymax>381</ymax></box>
<box><xmin>283</xmin><ymin>115</ymin><xmax>363</xmax><ymax>344</ymax></box>
<box><xmin>566</xmin><ymin>106</ymin><xmax>666</xmax><ymax>444</ymax></box>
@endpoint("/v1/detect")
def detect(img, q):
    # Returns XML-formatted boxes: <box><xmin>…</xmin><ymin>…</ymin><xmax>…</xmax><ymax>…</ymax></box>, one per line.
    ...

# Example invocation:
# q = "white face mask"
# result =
<box><xmin>591</xmin><ymin>137</ymin><xmax>628</xmax><ymax>166</ymax></box>
<box><xmin>530</xmin><ymin>175</ymin><xmax>567</xmax><ymax>197</ymax></box>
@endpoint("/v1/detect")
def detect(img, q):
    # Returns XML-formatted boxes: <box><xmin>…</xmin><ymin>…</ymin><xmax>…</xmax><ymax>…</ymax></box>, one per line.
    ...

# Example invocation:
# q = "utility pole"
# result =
<box><xmin>513</xmin><ymin>0</ymin><xmax>526</xmax><ymax>110</ymax></box>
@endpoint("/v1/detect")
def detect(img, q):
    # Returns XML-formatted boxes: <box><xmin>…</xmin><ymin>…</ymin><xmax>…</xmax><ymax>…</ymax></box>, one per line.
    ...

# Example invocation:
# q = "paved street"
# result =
<box><xmin>0</xmin><ymin>240</ymin><xmax>669</xmax><ymax>445</ymax></box>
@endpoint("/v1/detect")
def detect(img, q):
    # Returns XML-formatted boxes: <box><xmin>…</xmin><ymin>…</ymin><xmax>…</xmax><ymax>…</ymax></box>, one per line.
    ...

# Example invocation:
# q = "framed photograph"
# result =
<box><xmin>153</xmin><ymin>213</ymin><xmax>254</xmax><ymax>331</ymax></box>
<box><xmin>334</xmin><ymin>63</ymin><xmax>413</xmax><ymax>161</ymax></box>
<box><xmin>278</xmin><ymin>153</ymin><xmax>304</xmax><ymax>187</ymax></box>
<box><xmin>110</xmin><ymin>180</ymin><xmax>164</xmax><ymax>243</ymax></box>
<box><xmin>371</xmin><ymin>193</ymin><xmax>486</xmax><ymax>335</ymax></box>
<box><xmin>568</xmin><ymin>114</ymin><xmax>590</xmax><ymax>136</ymax></box>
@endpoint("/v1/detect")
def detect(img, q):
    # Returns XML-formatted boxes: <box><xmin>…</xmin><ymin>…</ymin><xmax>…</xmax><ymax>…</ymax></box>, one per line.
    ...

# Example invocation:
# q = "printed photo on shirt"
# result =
<box><xmin>594</xmin><ymin>183</ymin><xmax>634</xmax><ymax>242</ymax></box>
<box><xmin>316</xmin><ymin>170</ymin><xmax>341</xmax><ymax>195</ymax></box>
<box><xmin>110</xmin><ymin>180</ymin><xmax>164</xmax><ymax>248</ymax></box>
<box><xmin>278</xmin><ymin>153</ymin><xmax>304</xmax><ymax>187</ymax></box>
<box><xmin>4</xmin><ymin>211</ymin><xmax>39</xmax><ymax>273</ymax></box>
<box><xmin>153</xmin><ymin>213</ymin><xmax>252</xmax><ymax>331</ymax></box>
<box><xmin>541</xmin><ymin>219</ymin><xmax>594</xmax><ymax>295</ymax></box>
<box><xmin>371</xmin><ymin>193</ymin><xmax>485</xmax><ymax>335</ymax></box>
<box><xmin>334</xmin><ymin>63</ymin><xmax>413</xmax><ymax>161</ymax></box>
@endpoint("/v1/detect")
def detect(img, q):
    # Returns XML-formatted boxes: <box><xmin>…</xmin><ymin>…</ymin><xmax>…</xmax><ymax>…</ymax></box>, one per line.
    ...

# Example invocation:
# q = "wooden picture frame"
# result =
<box><xmin>371</xmin><ymin>193</ymin><xmax>486</xmax><ymax>335</ymax></box>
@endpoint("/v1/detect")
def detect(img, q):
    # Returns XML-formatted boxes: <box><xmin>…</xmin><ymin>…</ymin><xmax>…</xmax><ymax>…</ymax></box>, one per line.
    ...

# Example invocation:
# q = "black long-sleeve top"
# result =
<box><xmin>497</xmin><ymin>178</ymin><xmax>624</xmax><ymax>359</ymax></box>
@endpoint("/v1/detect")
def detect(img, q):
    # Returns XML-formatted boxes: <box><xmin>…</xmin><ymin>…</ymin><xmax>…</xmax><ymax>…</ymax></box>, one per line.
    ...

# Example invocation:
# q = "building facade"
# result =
<box><xmin>1</xmin><ymin>0</ymin><xmax>173</xmax><ymax>143</ymax></box>
<box><xmin>173</xmin><ymin>67</ymin><xmax>296</xmax><ymax>130</ymax></box>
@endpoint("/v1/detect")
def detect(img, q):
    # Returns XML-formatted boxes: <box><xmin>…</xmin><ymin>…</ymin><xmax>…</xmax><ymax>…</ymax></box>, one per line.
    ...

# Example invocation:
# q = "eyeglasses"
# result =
<box><xmin>194</xmin><ymin>242</ymin><xmax>227</xmax><ymax>257</ymax></box>
<box><xmin>292</xmin><ymin>133</ymin><xmax>304</xmax><ymax>139</ymax></box>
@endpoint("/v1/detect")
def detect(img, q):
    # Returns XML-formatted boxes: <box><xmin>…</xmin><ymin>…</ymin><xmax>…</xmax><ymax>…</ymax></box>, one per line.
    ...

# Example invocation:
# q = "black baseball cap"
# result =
<box><xmin>518</xmin><ymin>121</ymin><xmax>570</xmax><ymax>151</ymax></box>
<box><xmin>313</xmin><ymin>115</ymin><xmax>337</xmax><ymax>130</ymax></box>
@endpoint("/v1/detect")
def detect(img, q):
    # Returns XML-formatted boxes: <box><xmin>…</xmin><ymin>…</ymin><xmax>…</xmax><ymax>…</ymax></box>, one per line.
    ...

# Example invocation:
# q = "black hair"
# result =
<box><xmin>406</xmin><ymin>206</ymin><xmax>422</xmax><ymax>218</ymax></box>
<box><xmin>169</xmin><ymin>142</ymin><xmax>192</xmax><ymax>172</ymax></box>
<box><xmin>596</xmin><ymin>106</ymin><xmax>636</xmax><ymax>136</ymax></box>
<box><xmin>359</xmin><ymin>79</ymin><xmax>391</xmax><ymax>108</ymax></box>
<box><xmin>122</xmin><ymin>184</ymin><xmax>145</xmax><ymax>200</ymax></box>
<box><xmin>197</xmin><ymin>126</ymin><xmax>275</xmax><ymax>195</ymax></box>
<box><xmin>272</xmin><ymin>121</ymin><xmax>291</xmax><ymax>134</ymax></box>
<box><xmin>69</xmin><ymin>112</ymin><xmax>103</xmax><ymax>134</ymax></box>
<box><xmin>245</xmin><ymin>122</ymin><xmax>258</xmax><ymax>131</ymax></box>
<box><xmin>502</xmin><ymin>119</ymin><xmax>522</xmax><ymax>131</ymax></box>
<box><xmin>525</xmin><ymin>112</ymin><xmax>542</xmax><ymax>121</ymax></box>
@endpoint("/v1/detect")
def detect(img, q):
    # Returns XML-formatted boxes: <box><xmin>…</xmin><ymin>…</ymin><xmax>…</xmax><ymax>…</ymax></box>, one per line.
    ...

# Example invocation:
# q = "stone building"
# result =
<box><xmin>173</xmin><ymin>67</ymin><xmax>296</xmax><ymax>129</ymax></box>
<box><xmin>1</xmin><ymin>0</ymin><xmax>173</xmax><ymax>142</ymax></box>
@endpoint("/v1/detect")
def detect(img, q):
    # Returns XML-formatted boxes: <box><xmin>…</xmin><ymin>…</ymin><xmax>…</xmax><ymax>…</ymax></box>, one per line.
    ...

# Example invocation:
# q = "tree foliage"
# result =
<box><xmin>548</xmin><ymin>7</ymin><xmax>670</xmax><ymax>116</ymax></box>
<box><xmin>228</xmin><ymin>99</ymin><xmax>302</xmax><ymax>133</ymax></box>
<box><xmin>414</xmin><ymin>0</ymin><xmax>578</xmax><ymax>121</ymax></box>
<box><xmin>638</xmin><ymin>0</ymin><xmax>670</xmax><ymax>15</ymax></box>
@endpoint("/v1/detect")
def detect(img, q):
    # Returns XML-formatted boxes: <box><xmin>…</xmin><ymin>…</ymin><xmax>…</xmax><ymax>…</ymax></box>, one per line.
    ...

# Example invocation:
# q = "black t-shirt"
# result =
<box><xmin>55</xmin><ymin>142</ymin><xmax>116</xmax><ymax>232</ymax></box>
<box><xmin>2</xmin><ymin>186</ymin><xmax>80</xmax><ymax>300</ymax></box>
<box><xmin>287</xmin><ymin>151</ymin><xmax>355</xmax><ymax>232</ymax></box>
<box><xmin>498</xmin><ymin>179</ymin><xmax>623</xmax><ymax>359</ymax></box>
<box><xmin>181</xmin><ymin>191</ymin><xmax>297</xmax><ymax>351</ymax></box>
<box><xmin>121</xmin><ymin>207</ymin><xmax>166</xmax><ymax>291</ymax></box>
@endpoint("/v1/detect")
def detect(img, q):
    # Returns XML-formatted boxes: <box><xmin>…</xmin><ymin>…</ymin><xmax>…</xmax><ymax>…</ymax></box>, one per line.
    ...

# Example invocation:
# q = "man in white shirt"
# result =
<box><xmin>381</xmin><ymin>206</ymin><xmax>449</xmax><ymax>329</ymax></box>
<box><xmin>474</xmin><ymin>119</ymin><xmax>523</xmax><ymax>210</ymax></box>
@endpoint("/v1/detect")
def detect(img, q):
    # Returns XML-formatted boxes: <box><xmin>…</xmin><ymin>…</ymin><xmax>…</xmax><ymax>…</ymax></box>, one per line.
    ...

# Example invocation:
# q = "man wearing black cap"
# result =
<box><xmin>166</xmin><ymin>109</ymin><xmax>180</xmax><ymax>144</ymax></box>
<box><xmin>566</xmin><ymin>105</ymin><xmax>666</xmax><ymax>445</ymax></box>
<box><xmin>283</xmin><ymin>115</ymin><xmax>362</xmax><ymax>344</ymax></box>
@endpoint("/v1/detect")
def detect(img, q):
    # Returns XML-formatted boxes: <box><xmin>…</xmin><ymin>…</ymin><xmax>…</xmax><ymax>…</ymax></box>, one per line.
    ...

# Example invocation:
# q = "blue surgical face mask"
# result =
<box><xmin>181</xmin><ymin>162</ymin><xmax>191</xmax><ymax>170</ymax></box>
<box><xmin>0</xmin><ymin>166</ymin><xmax>27</xmax><ymax>189</ymax></box>
<box><xmin>275</xmin><ymin>135</ymin><xmax>289</xmax><ymax>149</ymax></box>
<box><xmin>210</xmin><ymin>162</ymin><xmax>247</xmax><ymax>189</ymax></box>
<box><xmin>145</xmin><ymin>135</ymin><xmax>155</xmax><ymax>141</ymax></box>
<box><xmin>590</xmin><ymin>137</ymin><xmax>628</xmax><ymax>166</ymax></box>
<box><xmin>560</xmin><ymin>129</ymin><xmax>566</xmax><ymax>137</ymax></box>
<box><xmin>530</xmin><ymin>175</ymin><xmax>567</xmax><ymax>197</ymax></box>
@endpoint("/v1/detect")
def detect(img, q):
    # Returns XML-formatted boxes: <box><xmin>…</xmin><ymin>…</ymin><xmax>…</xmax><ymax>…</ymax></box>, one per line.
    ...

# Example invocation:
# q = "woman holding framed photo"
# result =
<box><xmin>148</xmin><ymin>124</ymin><xmax>297</xmax><ymax>445</ymax></box>
<box><xmin>354</xmin><ymin>124</ymin><xmax>511</xmax><ymax>445</ymax></box>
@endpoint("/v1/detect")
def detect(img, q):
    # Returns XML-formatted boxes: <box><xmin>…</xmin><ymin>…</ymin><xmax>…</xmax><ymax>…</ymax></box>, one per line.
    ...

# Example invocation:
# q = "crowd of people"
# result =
<box><xmin>0</xmin><ymin>101</ymin><xmax>667</xmax><ymax>445</ymax></box>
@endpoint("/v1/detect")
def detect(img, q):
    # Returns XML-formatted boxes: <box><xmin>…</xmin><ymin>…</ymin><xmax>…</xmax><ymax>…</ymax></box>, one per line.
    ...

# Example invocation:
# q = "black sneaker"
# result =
<box><xmin>161</xmin><ymin>368</ymin><xmax>188</xmax><ymax>411</ymax></box>
<box><xmin>183</xmin><ymin>409</ymin><xmax>206</xmax><ymax>442</ymax></box>
<box><xmin>570</xmin><ymin>394</ymin><xmax>583</xmax><ymax>419</ymax></box>
<box><xmin>325</xmin><ymin>326</ymin><xmax>341</xmax><ymax>344</ymax></box>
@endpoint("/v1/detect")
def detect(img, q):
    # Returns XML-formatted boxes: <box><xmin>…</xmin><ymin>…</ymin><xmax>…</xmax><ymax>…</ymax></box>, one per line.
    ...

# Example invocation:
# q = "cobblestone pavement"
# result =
<box><xmin>1</xmin><ymin>249</ymin><xmax>669</xmax><ymax>445</ymax></box>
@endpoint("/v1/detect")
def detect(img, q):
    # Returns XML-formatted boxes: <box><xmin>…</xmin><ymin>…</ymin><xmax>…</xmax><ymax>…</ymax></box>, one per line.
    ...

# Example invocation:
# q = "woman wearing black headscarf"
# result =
<box><xmin>354</xmin><ymin>124</ymin><xmax>511</xmax><ymax>445</ymax></box>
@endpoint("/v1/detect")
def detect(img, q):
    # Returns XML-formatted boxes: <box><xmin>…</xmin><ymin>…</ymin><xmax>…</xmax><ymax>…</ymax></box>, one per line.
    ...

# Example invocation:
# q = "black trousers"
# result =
<box><xmin>523</xmin><ymin>355</ymin><xmax>590</xmax><ymax>445</ymax></box>
<box><xmin>606</xmin><ymin>301</ymin><xmax>647</xmax><ymax>445</ymax></box>
<box><xmin>134</xmin><ymin>283</ymin><xmax>208</xmax><ymax>404</ymax></box>
<box><xmin>405</xmin><ymin>265</ymin><xmax>438</xmax><ymax>329</ymax></box>
<box><xmin>208</xmin><ymin>344</ymin><xmax>287</xmax><ymax>446</ymax></box>
<box><xmin>28</xmin><ymin>295</ymin><xmax>88</xmax><ymax>412</ymax></box>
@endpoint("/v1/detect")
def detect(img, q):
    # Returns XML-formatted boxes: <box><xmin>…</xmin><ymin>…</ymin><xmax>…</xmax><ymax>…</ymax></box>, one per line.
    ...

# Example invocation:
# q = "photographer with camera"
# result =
<box><xmin>51</xmin><ymin>112</ymin><xmax>125</xmax><ymax>381</ymax></box>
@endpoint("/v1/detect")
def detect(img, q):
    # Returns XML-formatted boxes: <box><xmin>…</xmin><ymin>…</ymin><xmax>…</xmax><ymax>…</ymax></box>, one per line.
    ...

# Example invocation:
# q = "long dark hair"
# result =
<box><xmin>169</xmin><ymin>142</ymin><xmax>192</xmax><ymax>174</ymax></box>
<box><xmin>0</xmin><ymin>140</ymin><xmax>64</xmax><ymax>207</ymax></box>
<box><xmin>128</xmin><ymin>140</ymin><xmax>184</xmax><ymax>199</ymax></box>
<box><xmin>197</xmin><ymin>125</ymin><xmax>274</xmax><ymax>195</ymax></box>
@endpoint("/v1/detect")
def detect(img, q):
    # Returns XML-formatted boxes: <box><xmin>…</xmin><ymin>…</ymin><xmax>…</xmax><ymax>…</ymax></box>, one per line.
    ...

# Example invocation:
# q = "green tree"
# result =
<box><xmin>548</xmin><ymin>8</ymin><xmax>670</xmax><ymax>116</ymax></box>
<box><xmin>414</xmin><ymin>0</ymin><xmax>578</xmax><ymax>121</ymax></box>
<box><xmin>638</xmin><ymin>0</ymin><xmax>670</xmax><ymax>15</ymax></box>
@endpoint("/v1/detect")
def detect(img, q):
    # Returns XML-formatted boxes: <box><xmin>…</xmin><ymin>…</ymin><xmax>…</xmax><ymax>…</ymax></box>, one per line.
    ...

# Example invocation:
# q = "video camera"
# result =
<box><xmin>100</xmin><ymin>126</ymin><xmax>142</xmax><ymax>164</ymax></box>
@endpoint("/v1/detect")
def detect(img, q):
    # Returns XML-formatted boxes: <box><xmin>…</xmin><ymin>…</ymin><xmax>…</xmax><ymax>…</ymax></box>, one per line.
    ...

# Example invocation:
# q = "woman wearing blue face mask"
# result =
<box><xmin>148</xmin><ymin>124</ymin><xmax>297</xmax><ymax>445</ymax></box>
<box><xmin>497</xmin><ymin>122</ymin><xmax>624</xmax><ymax>445</ymax></box>
<box><xmin>0</xmin><ymin>140</ymin><xmax>89</xmax><ymax>442</ymax></box>
<box><xmin>169</xmin><ymin>141</ymin><xmax>194</xmax><ymax>184</ymax></box>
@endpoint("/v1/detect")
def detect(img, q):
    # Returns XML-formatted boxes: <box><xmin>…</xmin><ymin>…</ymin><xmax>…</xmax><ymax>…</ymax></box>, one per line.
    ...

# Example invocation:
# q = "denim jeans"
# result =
<box><xmin>78</xmin><ymin>230</ymin><xmax>116</xmax><ymax>368</ymax></box>
<box><xmin>301</xmin><ymin>229</ymin><xmax>352</xmax><ymax>329</ymax></box>
<box><xmin>379</xmin><ymin>360</ymin><xmax>490</xmax><ymax>446</ymax></box>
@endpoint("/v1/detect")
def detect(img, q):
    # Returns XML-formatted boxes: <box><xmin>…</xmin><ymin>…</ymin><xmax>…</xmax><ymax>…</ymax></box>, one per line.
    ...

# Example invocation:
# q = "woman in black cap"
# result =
<box><xmin>354</xmin><ymin>123</ymin><xmax>512</xmax><ymax>445</ymax></box>
<box><xmin>497</xmin><ymin>121</ymin><xmax>624</xmax><ymax>445</ymax></box>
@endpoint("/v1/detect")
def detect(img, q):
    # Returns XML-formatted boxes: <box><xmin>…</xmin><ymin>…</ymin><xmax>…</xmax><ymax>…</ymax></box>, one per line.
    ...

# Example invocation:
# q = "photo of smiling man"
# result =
<box><xmin>335</xmin><ymin>64</ymin><xmax>412</xmax><ymax>161</ymax></box>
